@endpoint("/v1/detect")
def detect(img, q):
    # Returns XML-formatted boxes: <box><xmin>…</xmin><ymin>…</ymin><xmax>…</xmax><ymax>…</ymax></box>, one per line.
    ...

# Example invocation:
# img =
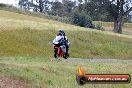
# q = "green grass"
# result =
<box><xmin>1</xmin><ymin>4</ymin><xmax>132</xmax><ymax>35</ymax></box>
<box><xmin>93</xmin><ymin>21</ymin><xmax>132</xmax><ymax>35</ymax></box>
<box><xmin>0</xmin><ymin>57</ymin><xmax>132</xmax><ymax>88</ymax></box>
<box><xmin>93</xmin><ymin>21</ymin><xmax>132</xmax><ymax>28</ymax></box>
<box><xmin>0</xmin><ymin>10</ymin><xmax>132</xmax><ymax>59</ymax></box>
<box><xmin>0</xmin><ymin>9</ymin><xmax>132</xmax><ymax>88</ymax></box>
<box><xmin>0</xmin><ymin>29</ymin><xmax>132</xmax><ymax>59</ymax></box>
<box><xmin>0</xmin><ymin>3</ymin><xmax>71</xmax><ymax>24</ymax></box>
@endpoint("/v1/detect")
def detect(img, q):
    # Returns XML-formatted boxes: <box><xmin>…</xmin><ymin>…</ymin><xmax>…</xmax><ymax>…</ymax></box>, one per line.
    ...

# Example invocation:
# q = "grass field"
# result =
<box><xmin>0</xmin><ymin>10</ymin><xmax>132</xmax><ymax>88</ymax></box>
<box><xmin>93</xmin><ymin>21</ymin><xmax>132</xmax><ymax>35</ymax></box>
<box><xmin>0</xmin><ymin>57</ymin><xmax>132</xmax><ymax>88</ymax></box>
<box><xmin>0</xmin><ymin>10</ymin><xmax>132</xmax><ymax>59</ymax></box>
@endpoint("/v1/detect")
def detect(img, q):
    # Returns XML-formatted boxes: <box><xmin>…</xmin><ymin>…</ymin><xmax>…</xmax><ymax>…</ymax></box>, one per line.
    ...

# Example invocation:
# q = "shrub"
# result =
<box><xmin>95</xmin><ymin>24</ymin><xmax>105</xmax><ymax>31</ymax></box>
<box><xmin>71</xmin><ymin>12</ymin><xmax>95</xmax><ymax>28</ymax></box>
<box><xmin>0</xmin><ymin>3</ymin><xmax>7</xmax><ymax>8</ymax></box>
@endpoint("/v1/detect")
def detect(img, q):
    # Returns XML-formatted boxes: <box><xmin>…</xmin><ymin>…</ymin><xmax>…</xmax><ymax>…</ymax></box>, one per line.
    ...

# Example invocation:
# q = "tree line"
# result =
<box><xmin>18</xmin><ymin>0</ymin><xmax>132</xmax><ymax>33</ymax></box>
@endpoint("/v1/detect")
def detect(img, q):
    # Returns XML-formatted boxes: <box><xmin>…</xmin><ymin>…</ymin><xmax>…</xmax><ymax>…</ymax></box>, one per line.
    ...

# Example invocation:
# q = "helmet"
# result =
<box><xmin>58</xmin><ymin>29</ymin><xmax>65</xmax><ymax>35</ymax></box>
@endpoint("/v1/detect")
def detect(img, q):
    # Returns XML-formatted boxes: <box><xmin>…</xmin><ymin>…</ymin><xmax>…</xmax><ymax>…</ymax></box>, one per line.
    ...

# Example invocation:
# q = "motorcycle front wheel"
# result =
<box><xmin>54</xmin><ymin>48</ymin><xmax>58</xmax><ymax>59</ymax></box>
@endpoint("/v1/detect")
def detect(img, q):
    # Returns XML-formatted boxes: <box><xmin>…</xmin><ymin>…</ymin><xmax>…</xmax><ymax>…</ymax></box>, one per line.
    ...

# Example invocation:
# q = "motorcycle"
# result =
<box><xmin>53</xmin><ymin>43</ymin><xmax>69</xmax><ymax>60</ymax></box>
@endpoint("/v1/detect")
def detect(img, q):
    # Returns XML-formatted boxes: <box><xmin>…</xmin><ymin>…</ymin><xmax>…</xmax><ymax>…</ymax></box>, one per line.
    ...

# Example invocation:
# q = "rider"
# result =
<box><xmin>53</xmin><ymin>29</ymin><xmax>70</xmax><ymax>57</ymax></box>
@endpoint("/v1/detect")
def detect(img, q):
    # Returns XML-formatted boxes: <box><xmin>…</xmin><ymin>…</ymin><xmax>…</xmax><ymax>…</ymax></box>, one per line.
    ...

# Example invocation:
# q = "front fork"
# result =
<box><xmin>54</xmin><ymin>48</ymin><xmax>58</xmax><ymax>59</ymax></box>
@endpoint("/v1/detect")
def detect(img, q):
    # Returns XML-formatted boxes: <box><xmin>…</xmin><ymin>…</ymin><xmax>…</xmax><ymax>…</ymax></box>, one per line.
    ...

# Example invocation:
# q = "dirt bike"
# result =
<box><xmin>53</xmin><ymin>44</ymin><xmax>69</xmax><ymax>60</ymax></box>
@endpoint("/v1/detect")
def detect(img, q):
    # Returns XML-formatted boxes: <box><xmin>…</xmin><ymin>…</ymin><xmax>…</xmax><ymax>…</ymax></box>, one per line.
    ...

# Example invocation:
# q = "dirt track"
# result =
<box><xmin>65</xmin><ymin>58</ymin><xmax>132</xmax><ymax>62</ymax></box>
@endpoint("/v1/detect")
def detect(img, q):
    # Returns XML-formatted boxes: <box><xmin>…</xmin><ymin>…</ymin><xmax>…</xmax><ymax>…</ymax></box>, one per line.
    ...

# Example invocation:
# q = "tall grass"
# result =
<box><xmin>0</xmin><ymin>29</ymin><xmax>132</xmax><ymax>59</ymax></box>
<box><xmin>0</xmin><ymin>8</ymin><xmax>132</xmax><ymax>88</ymax></box>
<box><xmin>93</xmin><ymin>21</ymin><xmax>132</xmax><ymax>28</ymax></box>
<box><xmin>0</xmin><ymin>57</ymin><xmax>132</xmax><ymax>88</ymax></box>
<box><xmin>0</xmin><ymin>3</ymin><xmax>71</xmax><ymax>24</ymax></box>
<box><xmin>0</xmin><ymin>10</ymin><xmax>132</xmax><ymax>59</ymax></box>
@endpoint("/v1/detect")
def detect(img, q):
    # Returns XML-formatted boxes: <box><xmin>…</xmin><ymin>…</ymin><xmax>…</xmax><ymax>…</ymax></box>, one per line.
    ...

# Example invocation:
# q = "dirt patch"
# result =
<box><xmin>0</xmin><ymin>75</ymin><xmax>32</xmax><ymax>88</ymax></box>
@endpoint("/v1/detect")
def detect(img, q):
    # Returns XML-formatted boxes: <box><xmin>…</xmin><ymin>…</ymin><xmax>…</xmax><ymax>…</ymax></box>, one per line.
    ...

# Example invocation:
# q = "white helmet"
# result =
<box><xmin>58</xmin><ymin>29</ymin><xmax>65</xmax><ymax>35</ymax></box>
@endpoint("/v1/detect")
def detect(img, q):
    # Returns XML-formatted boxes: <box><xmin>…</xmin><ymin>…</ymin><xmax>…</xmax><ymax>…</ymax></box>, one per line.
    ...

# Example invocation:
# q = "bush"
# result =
<box><xmin>0</xmin><ymin>4</ymin><xmax>104</xmax><ymax>30</ymax></box>
<box><xmin>71</xmin><ymin>12</ymin><xmax>95</xmax><ymax>28</ymax></box>
<box><xmin>95</xmin><ymin>24</ymin><xmax>105</xmax><ymax>31</ymax></box>
<box><xmin>0</xmin><ymin>3</ymin><xmax>7</xmax><ymax>8</ymax></box>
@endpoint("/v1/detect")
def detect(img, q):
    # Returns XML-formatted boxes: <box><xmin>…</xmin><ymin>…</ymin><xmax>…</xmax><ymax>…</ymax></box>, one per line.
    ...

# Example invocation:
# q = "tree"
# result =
<box><xmin>76</xmin><ymin>0</ymin><xmax>112</xmax><ymax>21</ymax></box>
<box><xmin>109</xmin><ymin>0</ymin><xmax>132</xmax><ymax>33</ymax></box>
<box><xmin>18</xmin><ymin>0</ymin><xmax>30</xmax><ymax>10</ymax></box>
<box><xmin>18</xmin><ymin>0</ymin><xmax>50</xmax><ymax>13</ymax></box>
<box><xmin>38</xmin><ymin>0</ymin><xmax>43</xmax><ymax>12</ymax></box>
<box><xmin>50</xmin><ymin>1</ymin><xmax>64</xmax><ymax>16</ymax></box>
<box><xmin>63</xmin><ymin>0</ymin><xmax>76</xmax><ymax>16</ymax></box>
<box><xmin>35</xmin><ymin>0</ymin><xmax>50</xmax><ymax>13</ymax></box>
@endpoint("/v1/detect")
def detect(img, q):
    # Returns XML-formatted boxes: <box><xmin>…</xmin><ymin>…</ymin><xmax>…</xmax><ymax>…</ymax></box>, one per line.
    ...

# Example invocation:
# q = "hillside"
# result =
<box><xmin>0</xmin><ymin>9</ymin><xmax>132</xmax><ymax>88</ymax></box>
<box><xmin>0</xmin><ymin>10</ymin><xmax>132</xmax><ymax>59</ymax></box>
<box><xmin>93</xmin><ymin>21</ymin><xmax>132</xmax><ymax>35</ymax></box>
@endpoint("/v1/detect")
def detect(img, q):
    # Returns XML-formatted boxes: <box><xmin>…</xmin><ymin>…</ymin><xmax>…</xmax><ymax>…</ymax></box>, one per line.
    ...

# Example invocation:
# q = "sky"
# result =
<box><xmin>0</xmin><ymin>0</ymin><xmax>78</xmax><ymax>7</ymax></box>
<box><xmin>0</xmin><ymin>0</ymin><xmax>18</xmax><ymax>6</ymax></box>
